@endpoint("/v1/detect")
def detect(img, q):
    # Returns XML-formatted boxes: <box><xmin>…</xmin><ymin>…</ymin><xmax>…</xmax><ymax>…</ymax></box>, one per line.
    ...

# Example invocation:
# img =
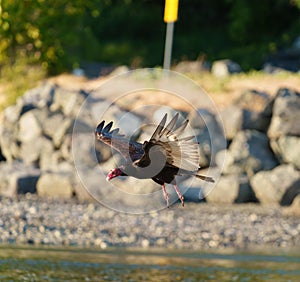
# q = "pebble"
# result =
<box><xmin>0</xmin><ymin>195</ymin><xmax>299</xmax><ymax>250</ymax></box>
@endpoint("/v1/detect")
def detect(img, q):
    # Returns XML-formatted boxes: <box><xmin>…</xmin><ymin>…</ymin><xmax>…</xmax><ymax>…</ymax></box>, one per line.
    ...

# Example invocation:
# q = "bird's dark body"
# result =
<box><xmin>151</xmin><ymin>165</ymin><xmax>179</xmax><ymax>185</ymax></box>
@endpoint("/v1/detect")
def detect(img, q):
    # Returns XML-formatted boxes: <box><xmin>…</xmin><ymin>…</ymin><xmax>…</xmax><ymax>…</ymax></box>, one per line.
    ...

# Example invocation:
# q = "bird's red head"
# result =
<box><xmin>106</xmin><ymin>168</ymin><xmax>124</xmax><ymax>181</ymax></box>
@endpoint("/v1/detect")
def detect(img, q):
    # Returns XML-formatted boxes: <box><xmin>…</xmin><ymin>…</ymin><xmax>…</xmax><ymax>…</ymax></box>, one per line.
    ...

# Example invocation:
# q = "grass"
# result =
<box><xmin>0</xmin><ymin>62</ymin><xmax>47</xmax><ymax>111</ymax></box>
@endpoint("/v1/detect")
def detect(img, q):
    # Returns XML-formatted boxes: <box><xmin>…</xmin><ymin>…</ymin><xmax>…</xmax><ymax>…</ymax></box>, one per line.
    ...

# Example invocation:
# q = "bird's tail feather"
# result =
<box><xmin>195</xmin><ymin>174</ymin><xmax>215</xmax><ymax>183</ymax></box>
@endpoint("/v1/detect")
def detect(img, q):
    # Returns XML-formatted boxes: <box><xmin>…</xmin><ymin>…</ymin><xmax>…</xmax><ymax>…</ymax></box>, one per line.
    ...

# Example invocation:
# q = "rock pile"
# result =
<box><xmin>0</xmin><ymin>81</ymin><xmax>299</xmax><ymax>206</ymax></box>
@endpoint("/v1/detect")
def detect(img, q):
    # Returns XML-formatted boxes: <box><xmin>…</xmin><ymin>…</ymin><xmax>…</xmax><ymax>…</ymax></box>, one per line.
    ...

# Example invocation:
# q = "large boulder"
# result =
<box><xmin>219</xmin><ymin>105</ymin><xmax>243</xmax><ymax>140</ymax></box>
<box><xmin>220</xmin><ymin>89</ymin><xmax>273</xmax><ymax>139</ymax></box>
<box><xmin>173</xmin><ymin>59</ymin><xmax>210</xmax><ymax>73</ymax></box>
<box><xmin>250</xmin><ymin>164</ymin><xmax>300</xmax><ymax>205</ymax></box>
<box><xmin>17</xmin><ymin>82</ymin><xmax>56</xmax><ymax>111</ymax></box>
<box><xmin>217</xmin><ymin>130</ymin><xmax>278</xmax><ymax>176</ymax></box>
<box><xmin>37</xmin><ymin>169</ymin><xmax>75</xmax><ymax>199</ymax></box>
<box><xmin>20</xmin><ymin>135</ymin><xmax>54</xmax><ymax>166</ymax></box>
<box><xmin>204</xmin><ymin>174</ymin><xmax>256</xmax><ymax>204</ymax></box>
<box><xmin>18</xmin><ymin>109</ymin><xmax>45</xmax><ymax>143</ymax></box>
<box><xmin>50</xmin><ymin>87</ymin><xmax>88</xmax><ymax>117</ymax></box>
<box><xmin>211</xmin><ymin>59</ymin><xmax>242</xmax><ymax>77</ymax></box>
<box><xmin>189</xmin><ymin>108</ymin><xmax>225</xmax><ymax>166</ymax></box>
<box><xmin>0</xmin><ymin>162</ymin><xmax>40</xmax><ymax>197</ymax></box>
<box><xmin>0</xmin><ymin>121</ymin><xmax>19</xmax><ymax>162</ymax></box>
<box><xmin>234</xmin><ymin>89</ymin><xmax>272</xmax><ymax>132</ymax></box>
<box><xmin>270</xmin><ymin>136</ymin><xmax>300</xmax><ymax>169</ymax></box>
<box><xmin>268</xmin><ymin>88</ymin><xmax>300</xmax><ymax>139</ymax></box>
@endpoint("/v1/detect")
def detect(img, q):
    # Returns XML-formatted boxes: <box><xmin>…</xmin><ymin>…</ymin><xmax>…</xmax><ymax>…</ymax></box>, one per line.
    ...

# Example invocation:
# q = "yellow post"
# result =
<box><xmin>164</xmin><ymin>0</ymin><xmax>179</xmax><ymax>23</ymax></box>
<box><xmin>163</xmin><ymin>0</ymin><xmax>179</xmax><ymax>69</ymax></box>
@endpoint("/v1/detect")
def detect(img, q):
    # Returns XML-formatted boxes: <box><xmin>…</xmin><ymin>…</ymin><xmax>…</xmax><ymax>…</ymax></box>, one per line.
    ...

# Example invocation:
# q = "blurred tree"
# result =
<box><xmin>1</xmin><ymin>0</ymin><xmax>300</xmax><ymax>74</ymax></box>
<box><xmin>0</xmin><ymin>0</ymin><xmax>100</xmax><ymax>73</ymax></box>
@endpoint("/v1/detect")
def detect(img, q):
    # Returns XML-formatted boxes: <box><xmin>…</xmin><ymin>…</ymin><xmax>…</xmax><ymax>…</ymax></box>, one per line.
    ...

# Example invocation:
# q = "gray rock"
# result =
<box><xmin>211</xmin><ymin>59</ymin><xmax>242</xmax><ymax>77</ymax></box>
<box><xmin>189</xmin><ymin>109</ymin><xmax>225</xmax><ymax>166</ymax></box>
<box><xmin>234</xmin><ymin>89</ymin><xmax>272</xmax><ymax>132</ymax></box>
<box><xmin>173</xmin><ymin>60</ymin><xmax>210</xmax><ymax>73</ymax></box>
<box><xmin>18</xmin><ymin>110</ymin><xmax>43</xmax><ymax>143</ymax></box>
<box><xmin>109</xmin><ymin>65</ymin><xmax>130</xmax><ymax>76</ymax></box>
<box><xmin>283</xmin><ymin>194</ymin><xmax>300</xmax><ymax>216</ymax></box>
<box><xmin>42</xmin><ymin>112</ymin><xmax>65</xmax><ymax>138</ymax></box>
<box><xmin>18</xmin><ymin>82</ymin><xmax>56</xmax><ymax>110</ymax></box>
<box><xmin>72</xmin><ymin>173</ymin><xmax>94</xmax><ymax>202</ymax></box>
<box><xmin>72</xmin><ymin>132</ymin><xmax>101</xmax><ymax>168</ymax></box>
<box><xmin>20</xmin><ymin>136</ymin><xmax>54</xmax><ymax>166</ymax></box>
<box><xmin>268</xmin><ymin>88</ymin><xmax>300</xmax><ymax>139</ymax></box>
<box><xmin>204</xmin><ymin>174</ymin><xmax>255</xmax><ymax>204</ymax></box>
<box><xmin>17</xmin><ymin>81</ymin><xmax>58</xmax><ymax>111</ymax></box>
<box><xmin>250</xmin><ymin>164</ymin><xmax>300</xmax><ymax>205</ymax></box>
<box><xmin>0</xmin><ymin>123</ymin><xmax>19</xmax><ymax>162</ymax></box>
<box><xmin>3</xmin><ymin>103</ymin><xmax>23</xmax><ymax>124</ymax></box>
<box><xmin>51</xmin><ymin>116</ymin><xmax>73</xmax><ymax>148</ymax></box>
<box><xmin>37</xmin><ymin>171</ymin><xmax>75</xmax><ymax>199</ymax></box>
<box><xmin>270</xmin><ymin>135</ymin><xmax>300</xmax><ymax>169</ymax></box>
<box><xmin>0</xmin><ymin>162</ymin><xmax>40</xmax><ymax>197</ymax></box>
<box><xmin>50</xmin><ymin>87</ymin><xmax>87</xmax><ymax>117</ymax></box>
<box><xmin>217</xmin><ymin>130</ymin><xmax>278</xmax><ymax>176</ymax></box>
<box><xmin>220</xmin><ymin>105</ymin><xmax>243</xmax><ymax>139</ymax></box>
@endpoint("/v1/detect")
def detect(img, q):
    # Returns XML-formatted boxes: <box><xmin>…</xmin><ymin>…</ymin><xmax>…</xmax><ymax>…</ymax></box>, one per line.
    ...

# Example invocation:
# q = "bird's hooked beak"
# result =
<box><xmin>106</xmin><ymin>170</ymin><xmax>113</xmax><ymax>182</ymax></box>
<box><xmin>106</xmin><ymin>168</ymin><xmax>123</xmax><ymax>181</ymax></box>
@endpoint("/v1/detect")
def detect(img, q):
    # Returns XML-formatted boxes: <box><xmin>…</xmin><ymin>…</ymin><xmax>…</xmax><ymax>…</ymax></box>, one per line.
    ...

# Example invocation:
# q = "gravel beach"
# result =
<box><xmin>1</xmin><ymin>194</ymin><xmax>299</xmax><ymax>251</ymax></box>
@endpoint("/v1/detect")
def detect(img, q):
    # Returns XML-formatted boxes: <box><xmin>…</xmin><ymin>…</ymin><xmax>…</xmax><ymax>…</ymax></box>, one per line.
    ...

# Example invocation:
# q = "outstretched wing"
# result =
<box><xmin>95</xmin><ymin>120</ymin><xmax>144</xmax><ymax>162</ymax></box>
<box><xmin>135</xmin><ymin>113</ymin><xmax>200</xmax><ymax>172</ymax></box>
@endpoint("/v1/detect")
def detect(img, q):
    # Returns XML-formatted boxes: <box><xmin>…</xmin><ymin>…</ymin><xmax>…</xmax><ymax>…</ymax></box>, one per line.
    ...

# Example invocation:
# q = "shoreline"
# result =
<box><xmin>1</xmin><ymin>194</ymin><xmax>299</xmax><ymax>250</ymax></box>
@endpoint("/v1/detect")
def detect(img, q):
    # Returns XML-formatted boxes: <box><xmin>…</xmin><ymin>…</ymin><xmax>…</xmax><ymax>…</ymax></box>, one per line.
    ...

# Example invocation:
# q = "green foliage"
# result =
<box><xmin>0</xmin><ymin>0</ymin><xmax>300</xmax><ymax>75</ymax></box>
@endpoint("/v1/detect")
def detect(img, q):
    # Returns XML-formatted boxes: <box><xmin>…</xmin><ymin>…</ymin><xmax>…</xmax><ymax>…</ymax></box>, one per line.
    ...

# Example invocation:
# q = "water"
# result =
<box><xmin>0</xmin><ymin>245</ymin><xmax>299</xmax><ymax>281</ymax></box>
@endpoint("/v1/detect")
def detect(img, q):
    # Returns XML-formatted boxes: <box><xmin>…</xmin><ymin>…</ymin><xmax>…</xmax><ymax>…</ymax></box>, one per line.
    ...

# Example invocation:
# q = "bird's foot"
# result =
<box><xmin>173</xmin><ymin>185</ymin><xmax>184</xmax><ymax>207</ymax></box>
<box><xmin>162</xmin><ymin>184</ymin><xmax>170</xmax><ymax>208</ymax></box>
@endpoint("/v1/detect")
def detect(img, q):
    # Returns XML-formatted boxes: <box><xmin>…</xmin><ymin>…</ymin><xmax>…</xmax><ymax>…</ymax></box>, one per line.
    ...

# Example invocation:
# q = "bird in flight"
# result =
<box><xmin>95</xmin><ymin>113</ymin><xmax>214</xmax><ymax>208</ymax></box>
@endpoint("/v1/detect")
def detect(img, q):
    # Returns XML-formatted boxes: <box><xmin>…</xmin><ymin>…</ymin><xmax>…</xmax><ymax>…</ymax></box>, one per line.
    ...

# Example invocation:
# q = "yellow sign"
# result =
<box><xmin>164</xmin><ymin>0</ymin><xmax>179</xmax><ymax>23</ymax></box>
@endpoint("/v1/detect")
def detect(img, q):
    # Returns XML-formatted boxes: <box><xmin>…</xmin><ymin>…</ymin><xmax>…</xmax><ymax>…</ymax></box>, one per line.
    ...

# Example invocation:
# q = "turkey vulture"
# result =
<box><xmin>95</xmin><ymin>113</ymin><xmax>214</xmax><ymax>207</ymax></box>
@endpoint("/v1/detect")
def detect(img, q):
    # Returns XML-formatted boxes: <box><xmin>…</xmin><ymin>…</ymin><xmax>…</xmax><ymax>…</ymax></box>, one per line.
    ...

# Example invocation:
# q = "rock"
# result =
<box><xmin>0</xmin><ymin>122</ymin><xmax>19</xmax><ymax>161</ymax></box>
<box><xmin>173</xmin><ymin>59</ymin><xmax>210</xmax><ymax>73</ymax></box>
<box><xmin>18</xmin><ymin>110</ymin><xmax>44</xmax><ymax>143</ymax></box>
<box><xmin>109</xmin><ymin>65</ymin><xmax>130</xmax><ymax>76</ymax></box>
<box><xmin>0</xmin><ymin>162</ymin><xmax>40</xmax><ymax>197</ymax></box>
<box><xmin>234</xmin><ymin>89</ymin><xmax>272</xmax><ymax>132</ymax></box>
<box><xmin>189</xmin><ymin>109</ymin><xmax>225</xmax><ymax>166</ymax></box>
<box><xmin>50</xmin><ymin>87</ymin><xmax>88</xmax><ymax>117</ymax></box>
<box><xmin>204</xmin><ymin>174</ymin><xmax>256</xmax><ymax>204</ymax></box>
<box><xmin>72</xmin><ymin>173</ymin><xmax>94</xmax><ymax>202</ymax></box>
<box><xmin>115</xmin><ymin>111</ymin><xmax>142</xmax><ymax>138</ymax></box>
<box><xmin>43</xmin><ymin>112</ymin><xmax>65</xmax><ymax>138</ymax></box>
<box><xmin>18</xmin><ymin>82</ymin><xmax>56</xmax><ymax>110</ymax></box>
<box><xmin>217</xmin><ymin>130</ymin><xmax>278</xmax><ymax>176</ymax></box>
<box><xmin>270</xmin><ymin>135</ymin><xmax>300</xmax><ymax>169</ymax></box>
<box><xmin>250</xmin><ymin>164</ymin><xmax>300</xmax><ymax>205</ymax></box>
<box><xmin>219</xmin><ymin>105</ymin><xmax>243</xmax><ymax>139</ymax></box>
<box><xmin>211</xmin><ymin>59</ymin><xmax>242</xmax><ymax>77</ymax></box>
<box><xmin>37</xmin><ymin>171</ymin><xmax>75</xmax><ymax>199</ymax></box>
<box><xmin>268</xmin><ymin>88</ymin><xmax>300</xmax><ymax>139</ymax></box>
<box><xmin>3</xmin><ymin>103</ymin><xmax>23</xmax><ymax>124</ymax></box>
<box><xmin>48</xmin><ymin>115</ymin><xmax>73</xmax><ymax>147</ymax></box>
<box><xmin>220</xmin><ymin>90</ymin><xmax>273</xmax><ymax>139</ymax></box>
<box><xmin>72</xmin><ymin>132</ymin><xmax>101</xmax><ymax>168</ymax></box>
<box><xmin>263</xmin><ymin>43</ymin><xmax>300</xmax><ymax>73</ymax></box>
<box><xmin>283</xmin><ymin>194</ymin><xmax>300</xmax><ymax>216</ymax></box>
<box><xmin>0</xmin><ymin>146</ymin><xmax>5</xmax><ymax>162</ymax></box>
<box><xmin>20</xmin><ymin>135</ymin><xmax>54</xmax><ymax>166</ymax></box>
<box><xmin>90</xmin><ymin>100</ymin><xmax>142</xmax><ymax>138</ymax></box>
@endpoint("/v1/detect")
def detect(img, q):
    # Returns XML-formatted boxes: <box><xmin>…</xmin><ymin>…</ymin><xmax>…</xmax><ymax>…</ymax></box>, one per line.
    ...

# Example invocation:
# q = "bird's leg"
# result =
<box><xmin>173</xmin><ymin>184</ymin><xmax>184</xmax><ymax>207</ymax></box>
<box><xmin>162</xmin><ymin>184</ymin><xmax>170</xmax><ymax>208</ymax></box>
